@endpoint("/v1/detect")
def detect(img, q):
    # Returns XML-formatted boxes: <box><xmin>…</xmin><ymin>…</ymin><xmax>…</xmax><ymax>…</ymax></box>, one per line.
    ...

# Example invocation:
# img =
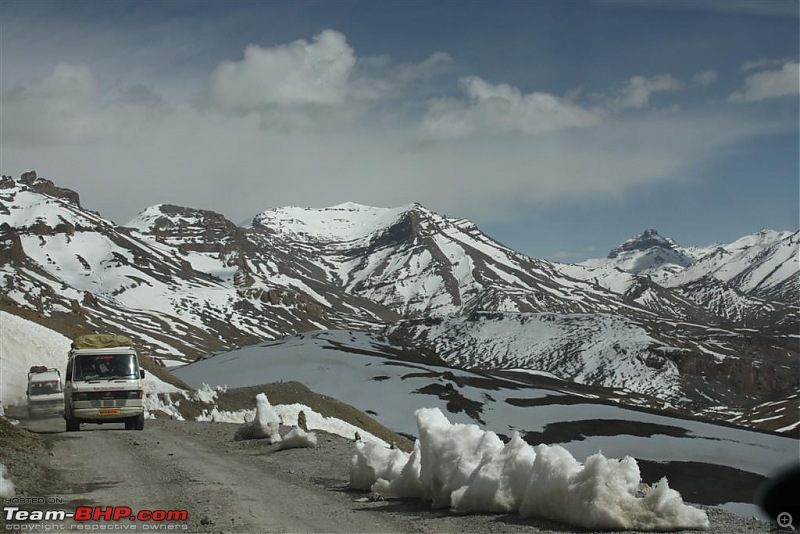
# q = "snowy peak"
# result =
<box><xmin>249</xmin><ymin>199</ymin><xmax>638</xmax><ymax>318</ymax></box>
<box><xmin>730</xmin><ymin>228</ymin><xmax>794</xmax><ymax>250</ymax></box>
<box><xmin>608</xmin><ymin>229</ymin><xmax>678</xmax><ymax>258</ymax></box>
<box><xmin>10</xmin><ymin>170</ymin><xmax>81</xmax><ymax>207</ymax></box>
<box><xmin>600</xmin><ymin>229</ymin><xmax>694</xmax><ymax>276</ymax></box>
<box><xmin>251</xmin><ymin>202</ymin><xmax>421</xmax><ymax>244</ymax></box>
<box><xmin>0</xmin><ymin>171</ymin><xmax>111</xmax><ymax>232</ymax></box>
<box><xmin>683</xmin><ymin>229</ymin><xmax>799</xmax><ymax>304</ymax></box>
<box><xmin>127</xmin><ymin>203</ymin><xmax>243</xmax><ymax>252</ymax></box>
<box><xmin>578</xmin><ymin>227</ymin><xmax>799</xmax><ymax>310</ymax></box>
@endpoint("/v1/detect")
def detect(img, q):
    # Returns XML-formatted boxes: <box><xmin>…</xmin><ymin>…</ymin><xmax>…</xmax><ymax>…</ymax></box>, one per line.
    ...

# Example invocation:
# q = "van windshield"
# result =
<box><xmin>74</xmin><ymin>354</ymin><xmax>139</xmax><ymax>381</ymax></box>
<box><xmin>29</xmin><ymin>380</ymin><xmax>61</xmax><ymax>396</ymax></box>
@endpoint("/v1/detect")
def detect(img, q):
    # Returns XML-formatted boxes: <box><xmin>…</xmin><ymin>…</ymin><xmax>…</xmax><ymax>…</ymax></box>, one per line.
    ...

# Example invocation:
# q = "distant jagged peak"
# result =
<box><xmin>597</xmin><ymin>229</ymin><xmax>696</xmax><ymax>276</ymax></box>
<box><xmin>608</xmin><ymin>229</ymin><xmax>680</xmax><ymax>259</ymax></box>
<box><xmin>126</xmin><ymin>203</ymin><xmax>236</xmax><ymax>238</ymax></box>
<box><xmin>0</xmin><ymin>172</ymin><xmax>112</xmax><ymax>233</ymax></box>
<box><xmin>6</xmin><ymin>170</ymin><xmax>81</xmax><ymax>207</ymax></box>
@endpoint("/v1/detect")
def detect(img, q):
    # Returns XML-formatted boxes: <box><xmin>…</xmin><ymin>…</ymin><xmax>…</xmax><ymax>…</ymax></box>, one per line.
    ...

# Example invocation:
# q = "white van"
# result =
<box><xmin>63</xmin><ymin>334</ymin><xmax>146</xmax><ymax>431</ymax></box>
<box><xmin>27</xmin><ymin>366</ymin><xmax>64</xmax><ymax>418</ymax></box>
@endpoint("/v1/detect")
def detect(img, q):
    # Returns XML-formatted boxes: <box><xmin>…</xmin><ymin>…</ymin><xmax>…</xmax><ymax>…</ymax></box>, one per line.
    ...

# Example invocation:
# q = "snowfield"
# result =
<box><xmin>387</xmin><ymin>312</ymin><xmax>686</xmax><ymax>402</ymax></box>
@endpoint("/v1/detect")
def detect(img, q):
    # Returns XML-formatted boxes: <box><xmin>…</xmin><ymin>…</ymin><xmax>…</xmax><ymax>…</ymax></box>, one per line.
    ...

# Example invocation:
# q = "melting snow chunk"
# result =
<box><xmin>0</xmin><ymin>463</ymin><xmax>14</xmax><ymax>498</ymax></box>
<box><xmin>234</xmin><ymin>393</ymin><xmax>282</xmax><ymax>443</ymax></box>
<box><xmin>279</xmin><ymin>427</ymin><xmax>318</xmax><ymax>449</ymax></box>
<box><xmin>350</xmin><ymin>407</ymin><xmax>709</xmax><ymax>531</ymax></box>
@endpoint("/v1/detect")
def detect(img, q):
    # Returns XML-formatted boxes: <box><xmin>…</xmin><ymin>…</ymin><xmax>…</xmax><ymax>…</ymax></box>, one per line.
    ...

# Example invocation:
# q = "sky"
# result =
<box><xmin>0</xmin><ymin>0</ymin><xmax>797</xmax><ymax>261</ymax></box>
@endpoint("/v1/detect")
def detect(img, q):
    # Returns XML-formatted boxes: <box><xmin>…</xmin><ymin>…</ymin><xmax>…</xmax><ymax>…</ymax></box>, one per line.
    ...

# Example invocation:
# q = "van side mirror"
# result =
<box><xmin>140</xmin><ymin>370</ymin><xmax>145</xmax><ymax>379</ymax></box>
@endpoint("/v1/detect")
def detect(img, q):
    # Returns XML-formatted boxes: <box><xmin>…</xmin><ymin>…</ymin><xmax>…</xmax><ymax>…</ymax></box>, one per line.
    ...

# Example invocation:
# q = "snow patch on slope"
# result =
<box><xmin>0</xmin><ymin>311</ymin><xmax>186</xmax><ymax>407</ymax></box>
<box><xmin>252</xmin><ymin>202</ymin><xmax>414</xmax><ymax>244</ymax></box>
<box><xmin>0</xmin><ymin>311</ymin><xmax>70</xmax><ymax>404</ymax></box>
<box><xmin>390</xmin><ymin>312</ymin><xmax>682</xmax><ymax>402</ymax></box>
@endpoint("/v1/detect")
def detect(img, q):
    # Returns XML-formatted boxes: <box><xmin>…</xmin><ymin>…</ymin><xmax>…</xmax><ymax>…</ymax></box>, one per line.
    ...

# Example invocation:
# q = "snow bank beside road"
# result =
<box><xmin>0</xmin><ymin>311</ymin><xmax>191</xmax><ymax>412</ymax></box>
<box><xmin>197</xmin><ymin>400</ymin><xmax>388</xmax><ymax>446</ymax></box>
<box><xmin>351</xmin><ymin>408</ymin><xmax>709</xmax><ymax>531</ymax></box>
<box><xmin>0</xmin><ymin>311</ymin><xmax>70</xmax><ymax>404</ymax></box>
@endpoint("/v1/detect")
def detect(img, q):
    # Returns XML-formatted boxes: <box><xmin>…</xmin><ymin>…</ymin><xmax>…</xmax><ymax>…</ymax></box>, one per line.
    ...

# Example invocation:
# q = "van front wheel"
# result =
<box><xmin>134</xmin><ymin>413</ymin><xmax>145</xmax><ymax>431</ymax></box>
<box><xmin>66</xmin><ymin>417</ymin><xmax>80</xmax><ymax>432</ymax></box>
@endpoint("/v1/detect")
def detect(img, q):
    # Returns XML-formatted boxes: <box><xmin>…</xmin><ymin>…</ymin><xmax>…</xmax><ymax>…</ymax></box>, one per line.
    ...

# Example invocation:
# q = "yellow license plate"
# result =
<box><xmin>98</xmin><ymin>408</ymin><xmax>120</xmax><ymax>416</ymax></box>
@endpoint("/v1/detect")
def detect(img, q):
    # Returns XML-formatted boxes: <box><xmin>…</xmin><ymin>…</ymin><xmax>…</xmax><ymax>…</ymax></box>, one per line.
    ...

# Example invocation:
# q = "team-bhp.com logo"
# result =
<box><xmin>3</xmin><ymin>506</ymin><xmax>188</xmax><ymax>530</ymax></box>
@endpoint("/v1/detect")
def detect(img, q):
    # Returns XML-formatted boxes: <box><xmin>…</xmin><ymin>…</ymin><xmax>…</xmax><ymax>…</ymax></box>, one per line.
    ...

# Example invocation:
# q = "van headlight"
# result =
<box><xmin>72</xmin><ymin>393</ymin><xmax>88</xmax><ymax>401</ymax></box>
<box><xmin>128</xmin><ymin>390</ymin><xmax>144</xmax><ymax>399</ymax></box>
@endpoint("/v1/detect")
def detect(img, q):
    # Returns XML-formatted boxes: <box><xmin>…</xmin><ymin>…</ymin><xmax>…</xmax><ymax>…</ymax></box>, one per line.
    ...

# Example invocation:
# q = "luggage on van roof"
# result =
<box><xmin>71</xmin><ymin>334</ymin><xmax>133</xmax><ymax>350</ymax></box>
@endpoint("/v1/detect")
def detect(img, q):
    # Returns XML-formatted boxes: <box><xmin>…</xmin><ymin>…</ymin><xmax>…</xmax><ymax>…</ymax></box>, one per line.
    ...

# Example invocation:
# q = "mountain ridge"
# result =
<box><xmin>1</xmin><ymin>171</ymin><xmax>797</xmax><ymax>432</ymax></box>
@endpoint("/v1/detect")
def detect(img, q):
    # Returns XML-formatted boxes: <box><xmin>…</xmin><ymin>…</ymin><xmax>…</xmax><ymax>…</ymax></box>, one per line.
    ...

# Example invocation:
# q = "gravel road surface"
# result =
<box><xmin>4</xmin><ymin>416</ymin><xmax>777</xmax><ymax>533</ymax></box>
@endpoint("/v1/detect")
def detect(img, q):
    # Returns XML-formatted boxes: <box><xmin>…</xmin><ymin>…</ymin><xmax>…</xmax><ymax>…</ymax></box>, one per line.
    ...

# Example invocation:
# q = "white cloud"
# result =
<box><xmin>351</xmin><ymin>52</ymin><xmax>454</xmax><ymax>102</ymax></box>
<box><xmin>741</xmin><ymin>57</ymin><xmax>794</xmax><ymax>71</ymax></box>
<box><xmin>692</xmin><ymin>70</ymin><xmax>718</xmax><ymax>87</ymax></box>
<box><xmin>615</xmin><ymin>74</ymin><xmax>681</xmax><ymax>109</ymax></box>
<box><xmin>551</xmin><ymin>247</ymin><xmax>598</xmax><ymax>260</ymax></box>
<box><xmin>392</xmin><ymin>52</ymin><xmax>453</xmax><ymax>83</ymax></box>
<box><xmin>22</xmin><ymin>63</ymin><xmax>98</xmax><ymax>98</ymax></box>
<box><xmin>210</xmin><ymin>30</ymin><xmax>356</xmax><ymax>111</ymax></box>
<box><xmin>729</xmin><ymin>62</ymin><xmax>800</xmax><ymax>102</ymax></box>
<box><xmin>0</xmin><ymin>63</ymin><xmax>160</xmax><ymax>145</ymax></box>
<box><xmin>1</xmin><ymin>31</ymin><xmax>794</xmax><ymax>231</ymax></box>
<box><xmin>4</xmin><ymin>99</ymin><xmax>785</xmax><ymax>230</ymax></box>
<box><xmin>420</xmin><ymin>76</ymin><xmax>607</xmax><ymax>140</ymax></box>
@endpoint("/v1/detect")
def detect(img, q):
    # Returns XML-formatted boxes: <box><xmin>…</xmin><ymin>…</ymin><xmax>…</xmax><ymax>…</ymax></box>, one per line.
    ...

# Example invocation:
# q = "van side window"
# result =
<box><xmin>65</xmin><ymin>361</ymin><xmax>72</xmax><ymax>381</ymax></box>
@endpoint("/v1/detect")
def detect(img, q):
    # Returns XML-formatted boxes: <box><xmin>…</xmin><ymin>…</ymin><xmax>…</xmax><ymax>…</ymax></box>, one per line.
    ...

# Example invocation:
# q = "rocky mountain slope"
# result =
<box><xmin>565</xmin><ymin>228</ymin><xmax>798</xmax><ymax>334</ymax></box>
<box><xmin>1</xmin><ymin>172</ymin><xmax>796</xmax><ymax>428</ymax></box>
<box><xmin>580</xmin><ymin>228</ymin><xmax>798</xmax><ymax>303</ymax></box>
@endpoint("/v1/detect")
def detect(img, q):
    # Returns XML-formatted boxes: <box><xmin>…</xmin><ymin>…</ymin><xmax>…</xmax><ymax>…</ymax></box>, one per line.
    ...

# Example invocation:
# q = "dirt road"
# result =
<box><xmin>9</xmin><ymin>417</ymin><xmax>771</xmax><ymax>533</ymax></box>
<box><xmin>15</xmin><ymin>417</ymin><xmax>420</xmax><ymax>533</ymax></box>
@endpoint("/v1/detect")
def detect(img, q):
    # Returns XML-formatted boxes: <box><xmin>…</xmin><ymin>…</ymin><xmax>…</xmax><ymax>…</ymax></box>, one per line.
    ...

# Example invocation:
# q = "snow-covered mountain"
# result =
<box><xmin>578</xmin><ymin>228</ymin><xmax>798</xmax><ymax>306</ymax></box>
<box><xmin>567</xmin><ymin>228</ymin><xmax>799</xmax><ymax>333</ymax></box>
<box><xmin>0</xmin><ymin>173</ymin><xmax>394</xmax><ymax>360</ymax></box>
<box><xmin>1</xmin><ymin>172</ymin><xmax>797</xmax><ymax>428</ymax></box>
<box><xmin>251</xmin><ymin>202</ymin><xmax>648</xmax><ymax>318</ymax></box>
<box><xmin>597</xmin><ymin>228</ymin><xmax>697</xmax><ymax>276</ymax></box>
<box><xmin>387</xmin><ymin>312</ymin><xmax>685</xmax><ymax>402</ymax></box>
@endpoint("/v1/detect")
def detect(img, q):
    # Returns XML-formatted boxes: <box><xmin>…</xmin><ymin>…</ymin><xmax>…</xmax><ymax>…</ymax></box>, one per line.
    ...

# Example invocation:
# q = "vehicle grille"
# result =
<box><xmin>83</xmin><ymin>391</ymin><xmax>132</xmax><ymax>400</ymax></box>
<box><xmin>90</xmin><ymin>399</ymin><xmax>129</xmax><ymax>408</ymax></box>
<box><xmin>31</xmin><ymin>400</ymin><xmax>62</xmax><ymax>408</ymax></box>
